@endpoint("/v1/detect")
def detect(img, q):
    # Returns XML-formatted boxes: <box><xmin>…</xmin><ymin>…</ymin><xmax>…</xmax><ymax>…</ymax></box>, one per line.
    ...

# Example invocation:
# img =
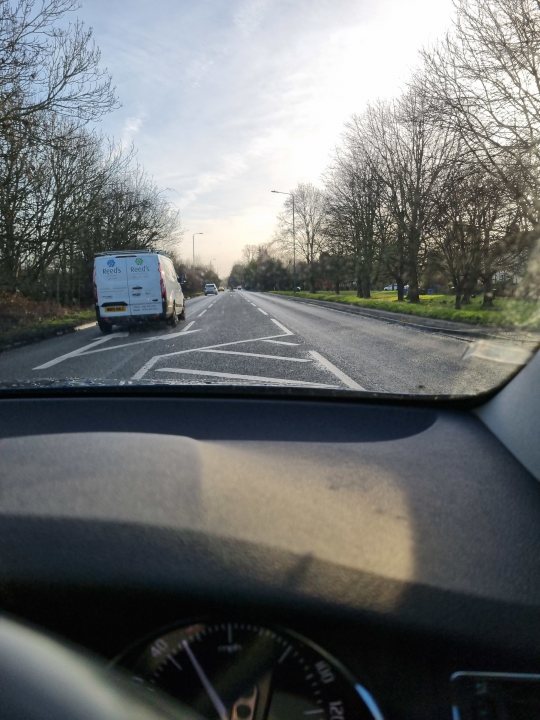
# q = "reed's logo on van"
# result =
<box><xmin>130</xmin><ymin>262</ymin><xmax>150</xmax><ymax>272</ymax></box>
<box><xmin>102</xmin><ymin>258</ymin><xmax>121</xmax><ymax>275</ymax></box>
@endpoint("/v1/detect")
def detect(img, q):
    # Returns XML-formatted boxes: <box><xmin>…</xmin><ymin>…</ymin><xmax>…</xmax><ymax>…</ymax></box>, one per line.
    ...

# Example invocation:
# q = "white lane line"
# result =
<box><xmin>130</xmin><ymin>330</ymin><xmax>295</xmax><ymax>381</ymax></box>
<box><xmin>65</xmin><ymin>329</ymin><xmax>202</xmax><ymax>358</ymax></box>
<box><xmin>262</xmin><ymin>339</ymin><xmax>301</xmax><ymax>346</ymax></box>
<box><xmin>257</xmin><ymin>308</ymin><xmax>269</xmax><ymax>316</ymax></box>
<box><xmin>156</xmin><ymin>367</ymin><xmax>340</xmax><ymax>388</ymax></box>
<box><xmin>199</xmin><ymin>349</ymin><xmax>310</xmax><ymax>362</ymax></box>
<box><xmin>271</xmin><ymin>318</ymin><xmax>293</xmax><ymax>335</ymax></box>
<box><xmin>309</xmin><ymin>351</ymin><xmax>366</xmax><ymax>391</ymax></box>
<box><xmin>33</xmin><ymin>333</ymin><xmax>128</xmax><ymax>370</ymax></box>
<box><xmin>198</xmin><ymin>309</ymin><xmax>207</xmax><ymax>317</ymax></box>
<box><xmin>132</xmin><ymin>355</ymin><xmax>161</xmax><ymax>381</ymax></box>
<box><xmin>182</xmin><ymin>321</ymin><xmax>195</xmax><ymax>332</ymax></box>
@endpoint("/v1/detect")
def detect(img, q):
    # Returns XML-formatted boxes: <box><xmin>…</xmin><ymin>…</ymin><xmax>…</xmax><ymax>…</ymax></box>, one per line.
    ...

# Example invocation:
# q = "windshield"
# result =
<box><xmin>0</xmin><ymin>0</ymin><xmax>538</xmax><ymax>396</ymax></box>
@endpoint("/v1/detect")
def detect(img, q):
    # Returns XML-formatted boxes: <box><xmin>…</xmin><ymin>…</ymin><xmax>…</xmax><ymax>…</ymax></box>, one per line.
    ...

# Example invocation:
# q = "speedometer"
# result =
<box><xmin>117</xmin><ymin>621</ymin><xmax>383</xmax><ymax>720</ymax></box>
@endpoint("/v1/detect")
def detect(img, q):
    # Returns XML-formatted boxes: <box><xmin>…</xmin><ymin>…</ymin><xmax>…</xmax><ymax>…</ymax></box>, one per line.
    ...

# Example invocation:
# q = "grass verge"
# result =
<box><xmin>0</xmin><ymin>292</ymin><xmax>95</xmax><ymax>350</ymax></box>
<box><xmin>270</xmin><ymin>290</ymin><xmax>540</xmax><ymax>330</ymax></box>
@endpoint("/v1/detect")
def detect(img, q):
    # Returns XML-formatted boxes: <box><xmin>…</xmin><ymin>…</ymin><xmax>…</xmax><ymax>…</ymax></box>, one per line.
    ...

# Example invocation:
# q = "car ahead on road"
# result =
<box><xmin>93</xmin><ymin>250</ymin><xmax>185</xmax><ymax>334</ymax></box>
<box><xmin>204</xmin><ymin>283</ymin><xmax>218</xmax><ymax>295</ymax></box>
<box><xmin>218</xmin><ymin>286</ymin><xmax>225</xmax><ymax>292</ymax></box>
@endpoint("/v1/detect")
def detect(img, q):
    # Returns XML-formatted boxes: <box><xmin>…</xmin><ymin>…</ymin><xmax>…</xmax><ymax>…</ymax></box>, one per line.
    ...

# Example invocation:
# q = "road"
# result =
<box><xmin>0</xmin><ymin>290</ymin><xmax>528</xmax><ymax>395</ymax></box>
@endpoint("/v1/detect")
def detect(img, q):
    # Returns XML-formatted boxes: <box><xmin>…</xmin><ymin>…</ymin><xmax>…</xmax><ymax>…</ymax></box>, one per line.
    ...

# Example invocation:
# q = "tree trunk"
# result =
<box><xmin>397</xmin><ymin>279</ymin><xmax>405</xmax><ymax>302</ymax></box>
<box><xmin>407</xmin><ymin>266</ymin><xmax>420</xmax><ymax>303</ymax></box>
<box><xmin>361</xmin><ymin>272</ymin><xmax>371</xmax><ymax>298</ymax></box>
<box><xmin>482</xmin><ymin>275</ymin><xmax>494</xmax><ymax>308</ymax></box>
<box><xmin>355</xmin><ymin>265</ymin><xmax>362</xmax><ymax>298</ymax></box>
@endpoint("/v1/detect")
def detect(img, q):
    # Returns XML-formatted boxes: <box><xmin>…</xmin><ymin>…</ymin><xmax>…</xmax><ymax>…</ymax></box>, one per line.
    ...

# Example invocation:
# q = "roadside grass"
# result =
<box><xmin>270</xmin><ymin>290</ymin><xmax>540</xmax><ymax>330</ymax></box>
<box><xmin>0</xmin><ymin>292</ymin><xmax>95</xmax><ymax>349</ymax></box>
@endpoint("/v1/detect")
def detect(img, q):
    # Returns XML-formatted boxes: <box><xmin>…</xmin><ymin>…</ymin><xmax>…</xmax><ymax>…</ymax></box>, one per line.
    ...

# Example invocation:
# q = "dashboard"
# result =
<box><xmin>0</xmin><ymin>357</ymin><xmax>539</xmax><ymax>720</ymax></box>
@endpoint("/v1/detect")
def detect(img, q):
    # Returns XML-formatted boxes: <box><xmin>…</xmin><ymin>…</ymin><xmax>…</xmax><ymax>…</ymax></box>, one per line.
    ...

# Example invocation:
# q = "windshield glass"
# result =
<box><xmin>0</xmin><ymin>0</ymin><xmax>538</xmax><ymax>396</ymax></box>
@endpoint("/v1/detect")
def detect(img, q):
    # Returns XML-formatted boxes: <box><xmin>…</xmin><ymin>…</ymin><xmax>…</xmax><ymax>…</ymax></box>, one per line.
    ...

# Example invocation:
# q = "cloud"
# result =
<box><xmin>233</xmin><ymin>0</ymin><xmax>271</xmax><ymax>35</ymax></box>
<box><xmin>184</xmin><ymin>55</ymin><xmax>215</xmax><ymax>88</ymax></box>
<box><xmin>178</xmin><ymin>153</ymin><xmax>249</xmax><ymax>208</ymax></box>
<box><xmin>120</xmin><ymin>115</ymin><xmax>143</xmax><ymax>148</ymax></box>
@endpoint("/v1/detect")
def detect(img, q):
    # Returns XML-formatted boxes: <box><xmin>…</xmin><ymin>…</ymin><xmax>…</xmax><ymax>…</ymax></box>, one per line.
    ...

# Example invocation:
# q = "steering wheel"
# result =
<box><xmin>0</xmin><ymin>616</ymin><xmax>197</xmax><ymax>720</ymax></box>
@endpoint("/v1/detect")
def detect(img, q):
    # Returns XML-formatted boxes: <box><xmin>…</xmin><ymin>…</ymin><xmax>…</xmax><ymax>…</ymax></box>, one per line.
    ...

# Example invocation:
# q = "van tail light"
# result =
<box><xmin>158</xmin><ymin>262</ymin><xmax>166</xmax><ymax>301</ymax></box>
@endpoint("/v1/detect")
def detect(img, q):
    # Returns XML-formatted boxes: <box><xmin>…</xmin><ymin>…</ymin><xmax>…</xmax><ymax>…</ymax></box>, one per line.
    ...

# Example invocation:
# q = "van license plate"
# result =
<box><xmin>106</xmin><ymin>306</ymin><xmax>126</xmax><ymax>312</ymax></box>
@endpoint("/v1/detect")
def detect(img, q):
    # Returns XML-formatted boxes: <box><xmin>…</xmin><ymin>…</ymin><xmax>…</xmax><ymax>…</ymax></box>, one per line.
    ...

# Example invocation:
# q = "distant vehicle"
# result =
<box><xmin>204</xmin><ymin>283</ymin><xmax>218</xmax><ymax>295</ymax></box>
<box><xmin>383</xmin><ymin>283</ymin><xmax>409</xmax><ymax>292</ymax></box>
<box><xmin>218</xmin><ymin>286</ymin><xmax>225</xmax><ymax>292</ymax></box>
<box><xmin>93</xmin><ymin>250</ymin><xmax>185</xmax><ymax>334</ymax></box>
<box><xmin>236</xmin><ymin>285</ymin><xmax>242</xmax><ymax>290</ymax></box>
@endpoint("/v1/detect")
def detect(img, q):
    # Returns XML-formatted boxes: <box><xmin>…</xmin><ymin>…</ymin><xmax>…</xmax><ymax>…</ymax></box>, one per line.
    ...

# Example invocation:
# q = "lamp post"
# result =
<box><xmin>271</xmin><ymin>190</ymin><xmax>296</xmax><ymax>292</ymax></box>
<box><xmin>192</xmin><ymin>232</ymin><xmax>203</xmax><ymax>265</ymax></box>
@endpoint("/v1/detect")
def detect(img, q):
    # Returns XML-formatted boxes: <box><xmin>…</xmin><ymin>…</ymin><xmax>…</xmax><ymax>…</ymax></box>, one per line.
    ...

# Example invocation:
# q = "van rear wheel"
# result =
<box><xmin>179</xmin><ymin>304</ymin><xmax>186</xmax><ymax>320</ymax></box>
<box><xmin>98</xmin><ymin>320</ymin><xmax>112</xmax><ymax>334</ymax></box>
<box><xmin>168</xmin><ymin>302</ymin><xmax>179</xmax><ymax>327</ymax></box>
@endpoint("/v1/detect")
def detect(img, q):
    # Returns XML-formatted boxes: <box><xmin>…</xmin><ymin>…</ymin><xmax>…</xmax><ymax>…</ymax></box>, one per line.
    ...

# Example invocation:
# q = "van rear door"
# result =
<box><xmin>125</xmin><ymin>253</ymin><xmax>162</xmax><ymax>316</ymax></box>
<box><xmin>94</xmin><ymin>255</ymin><xmax>130</xmax><ymax>318</ymax></box>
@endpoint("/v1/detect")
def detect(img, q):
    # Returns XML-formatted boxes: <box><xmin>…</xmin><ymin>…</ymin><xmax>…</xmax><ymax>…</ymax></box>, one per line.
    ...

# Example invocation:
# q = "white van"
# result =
<box><xmin>93</xmin><ymin>250</ymin><xmax>185</xmax><ymax>334</ymax></box>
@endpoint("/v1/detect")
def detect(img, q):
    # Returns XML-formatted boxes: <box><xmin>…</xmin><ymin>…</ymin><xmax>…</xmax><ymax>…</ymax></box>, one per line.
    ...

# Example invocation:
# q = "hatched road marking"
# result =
<box><xmin>270</xmin><ymin>319</ymin><xmax>294</xmax><ymax>335</ymax></box>
<box><xmin>199</xmin><ymin>349</ymin><xmax>310</xmax><ymax>362</ymax></box>
<box><xmin>309</xmin><ymin>350</ymin><xmax>366</xmax><ymax>390</ymax></box>
<box><xmin>34</xmin><ymin>333</ymin><xmax>129</xmax><ymax>370</ymax></box>
<box><xmin>262</xmin><ymin>339</ymin><xmax>300</xmax><ymax>346</ymax></box>
<box><xmin>130</xmin><ymin>329</ymin><xmax>298</xmax><ymax>380</ymax></box>
<box><xmin>34</xmin><ymin>327</ymin><xmax>200</xmax><ymax>369</ymax></box>
<box><xmin>155</xmin><ymin>367</ymin><xmax>340</xmax><ymax>388</ymax></box>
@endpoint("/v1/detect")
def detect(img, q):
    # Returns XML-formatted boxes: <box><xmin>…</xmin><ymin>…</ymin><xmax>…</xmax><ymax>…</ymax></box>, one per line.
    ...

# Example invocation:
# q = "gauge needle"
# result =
<box><xmin>182</xmin><ymin>640</ymin><xmax>229</xmax><ymax>720</ymax></box>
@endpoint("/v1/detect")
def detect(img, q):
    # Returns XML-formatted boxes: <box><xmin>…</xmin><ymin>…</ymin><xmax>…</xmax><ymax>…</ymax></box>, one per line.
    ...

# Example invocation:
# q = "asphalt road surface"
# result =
<box><xmin>0</xmin><ymin>290</ymin><xmax>530</xmax><ymax>395</ymax></box>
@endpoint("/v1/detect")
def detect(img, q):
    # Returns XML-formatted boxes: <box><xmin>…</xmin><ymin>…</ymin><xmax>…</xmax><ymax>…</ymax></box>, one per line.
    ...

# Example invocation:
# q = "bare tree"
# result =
<box><xmin>0</xmin><ymin>0</ymin><xmax>117</xmax><ymax>127</ymax></box>
<box><xmin>277</xmin><ymin>183</ymin><xmax>327</xmax><ymax>291</ymax></box>
<box><xmin>325</xmin><ymin>123</ymin><xmax>387</xmax><ymax>298</ymax></box>
<box><xmin>364</xmin><ymin>93</ymin><xmax>455</xmax><ymax>302</ymax></box>
<box><xmin>419</xmin><ymin>0</ymin><xmax>540</xmax><ymax>228</ymax></box>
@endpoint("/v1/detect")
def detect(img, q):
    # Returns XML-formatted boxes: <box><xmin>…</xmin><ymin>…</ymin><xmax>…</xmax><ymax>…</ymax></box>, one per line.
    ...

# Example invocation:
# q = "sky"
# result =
<box><xmin>78</xmin><ymin>0</ymin><xmax>455</xmax><ymax>276</ymax></box>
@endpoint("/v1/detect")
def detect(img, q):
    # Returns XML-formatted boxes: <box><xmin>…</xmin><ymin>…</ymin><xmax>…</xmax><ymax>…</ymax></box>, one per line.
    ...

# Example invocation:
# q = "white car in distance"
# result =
<box><xmin>204</xmin><ymin>283</ymin><xmax>218</xmax><ymax>295</ymax></box>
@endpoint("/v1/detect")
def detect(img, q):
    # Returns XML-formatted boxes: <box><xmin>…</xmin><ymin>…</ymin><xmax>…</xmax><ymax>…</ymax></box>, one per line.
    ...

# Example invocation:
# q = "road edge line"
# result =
<box><xmin>308</xmin><ymin>350</ymin><xmax>366</xmax><ymax>391</ymax></box>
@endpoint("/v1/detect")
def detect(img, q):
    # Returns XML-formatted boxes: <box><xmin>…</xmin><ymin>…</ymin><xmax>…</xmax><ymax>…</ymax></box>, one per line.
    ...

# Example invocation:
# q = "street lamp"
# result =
<box><xmin>271</xmin><ymin>189</ymin><xmax>296</xmax><ymax>292</ymax></box>
<box><xmin>192</xmin><ymin>232</ymin><xmax>203</xmax><ymax>265</ymax></box>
